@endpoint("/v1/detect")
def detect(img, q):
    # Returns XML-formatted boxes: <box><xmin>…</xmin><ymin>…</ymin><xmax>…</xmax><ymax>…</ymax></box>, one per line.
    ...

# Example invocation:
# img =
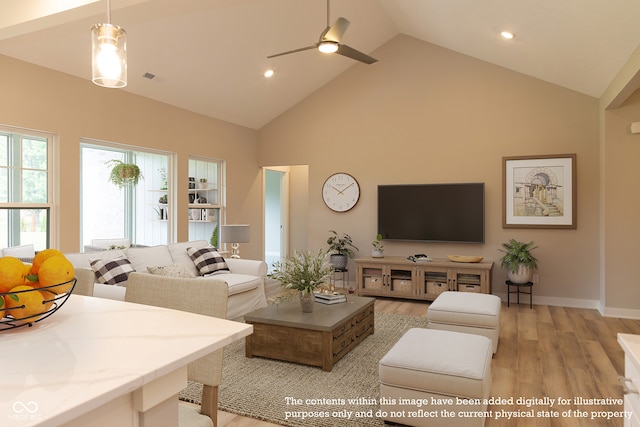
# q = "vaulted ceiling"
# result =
<box><xmin>2</xmin><ymin>0</ymin><xmax>640</xmax><ymax>130</ymax></box>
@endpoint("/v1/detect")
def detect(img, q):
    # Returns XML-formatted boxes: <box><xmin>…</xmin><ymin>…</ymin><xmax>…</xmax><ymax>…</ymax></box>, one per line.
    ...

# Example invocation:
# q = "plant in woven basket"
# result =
<box><xmin>106</xmin><ymin>160</ymin><xmax>143</xmax><ymax>189</ymax></box>
<box><xmin>269</xmin><ymin>249</ymin><xmax>333</xmax><ymax>295</ymax></box>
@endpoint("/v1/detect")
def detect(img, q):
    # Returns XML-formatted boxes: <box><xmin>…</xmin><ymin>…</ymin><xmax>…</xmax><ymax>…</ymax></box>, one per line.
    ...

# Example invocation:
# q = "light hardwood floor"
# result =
<box><xmin>216</xmin><ymin>297</ymin><xmax>640</xmax><ymax>427</ymax></box>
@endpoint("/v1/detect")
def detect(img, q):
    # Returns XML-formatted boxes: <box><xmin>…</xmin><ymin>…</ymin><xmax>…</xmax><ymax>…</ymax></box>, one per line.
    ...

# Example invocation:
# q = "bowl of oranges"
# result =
<box><xmin>1</xmin><ymin>249</ymin><xmax>76</xmax><ymax>331</ymax></box>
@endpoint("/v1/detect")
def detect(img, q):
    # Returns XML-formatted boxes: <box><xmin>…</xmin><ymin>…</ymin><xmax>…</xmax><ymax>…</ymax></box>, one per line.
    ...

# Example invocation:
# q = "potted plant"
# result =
<box><xmin>327</xmin><ymin>230</ymin><xmax>358</xmax><ymax>270</ymax></box>
<box><xmin>372</xmin><ymin>233</ymin><xmax>384</xmax><ymax>258</ymax></box>
<box><xmin>199</xmin><ymin>178</ymin><xmax>208</xmax><ymax>189</ymax></box>
<box><xmin>106</xmin><ymin>160</ymin><xmax>143</xmax><ymax>189</ymax></box>
<box><xmin>268</xmin><ymin>249</ymin><xmax>333</xmax><ymax>312</ymax></box>
<box><xmin>210</xmin><ymin>224</ymin><xmax>219</xmax><ymax>248</ymax></box>
<box><xmin>499</xmin><ymin>239</ymin><xmax>538</xmax><ymax>283</ymax></box>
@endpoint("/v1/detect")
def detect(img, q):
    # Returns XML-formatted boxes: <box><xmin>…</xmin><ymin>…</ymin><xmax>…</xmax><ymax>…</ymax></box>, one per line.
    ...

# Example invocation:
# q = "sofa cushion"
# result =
<box><xmin>125</xmin><ymin>245</ymin><xmax>173</xmax><ymax>272</ymax></box>
<box><xmin>2</xmin><ymin>244</ymin><xmax>36</xmax><ymax>259</ymax></box>
<box><xmin>167</xmin><ymin>240</ymin><xmax>209</xmax><ymax>277</ymax></box>
<box><xmin>187</xmin><ymin>247</ymin><xmax>230</xmax><ymax>276</ymax></box>
<box><xmin>147</xmin><ymin>263</ymin><xmax>195</xmax><ymax>278</ymax></box>
<box><xmin>90</xmin><ymin>257</ymin><xmax>135</xmax><ymax>285</ymax></box>
<box><xmin>66</xmin><ymin>249</ymin><xmax>127</xmax><ymax>269</ymax></box>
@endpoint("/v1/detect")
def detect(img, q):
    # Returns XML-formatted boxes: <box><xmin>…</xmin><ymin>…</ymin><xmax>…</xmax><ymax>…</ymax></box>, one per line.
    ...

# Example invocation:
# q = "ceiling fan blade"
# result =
<box><xmin>336</xmin><ymin>44</ymin><xmax>378</xmax><ymax>64</ymax></box>
<box><xmin>324</xmin><ymin>17</ymin><xmax>350</xmax><ymax>42</ymax></box>
<box><xmin>267</xmin><ymin>44</ymin><xmax>318</xmax><ymax>59</ymax></box>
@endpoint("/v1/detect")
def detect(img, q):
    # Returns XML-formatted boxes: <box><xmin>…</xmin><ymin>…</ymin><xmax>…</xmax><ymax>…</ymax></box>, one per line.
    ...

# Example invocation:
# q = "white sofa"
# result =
<box><xmin>65</xmin><ymin>240</ymin><xmax>268</xmax><ymax>319</ymax></box>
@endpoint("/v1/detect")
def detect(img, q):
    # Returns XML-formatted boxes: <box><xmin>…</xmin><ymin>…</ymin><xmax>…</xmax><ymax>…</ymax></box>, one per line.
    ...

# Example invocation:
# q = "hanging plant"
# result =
<box><xmin>106</xmin><ymin>160</ymin><xmax>143</xmax><ymax>189</ymax></box>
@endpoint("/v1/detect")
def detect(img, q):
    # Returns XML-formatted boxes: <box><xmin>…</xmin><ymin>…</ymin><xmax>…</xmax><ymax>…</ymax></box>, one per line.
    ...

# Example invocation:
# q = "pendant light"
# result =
<box><xmin>91</xmin><ymin>0</ymin><xmax>127</xmax><ymax>88</ymax></box>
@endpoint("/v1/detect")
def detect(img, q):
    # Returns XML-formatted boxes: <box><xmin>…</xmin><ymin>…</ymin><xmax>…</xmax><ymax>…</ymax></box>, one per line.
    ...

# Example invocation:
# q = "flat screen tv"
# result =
<box><xmin>377</xmin><ymin>183</ymin><xmax>485</xmax><ymax>243</ymax></box>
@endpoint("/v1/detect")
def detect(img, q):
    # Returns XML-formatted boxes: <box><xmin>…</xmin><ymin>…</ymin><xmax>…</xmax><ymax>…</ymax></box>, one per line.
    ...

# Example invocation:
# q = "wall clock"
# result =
<box><xmin>322</xmin><ymin>173</ymin><xmax>360</xmax><ymax>212</ymax></box>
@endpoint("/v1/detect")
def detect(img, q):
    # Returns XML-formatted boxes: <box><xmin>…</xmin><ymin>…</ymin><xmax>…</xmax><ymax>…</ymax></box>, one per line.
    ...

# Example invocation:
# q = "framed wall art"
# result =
<box><xmin>503</xmin><ymin>154</ymin><xmax>576</xmax><ymax>229</ymax></box>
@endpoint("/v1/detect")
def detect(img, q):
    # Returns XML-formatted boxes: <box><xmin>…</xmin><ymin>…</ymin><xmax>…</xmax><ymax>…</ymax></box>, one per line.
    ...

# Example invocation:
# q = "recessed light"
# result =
<box><xmin>500</xmin><ymin>31</ymin><xmax>515</xmax><ymax>40</ymax></box>
<box><xmin>264</xmin><ymin>69</ymin><xmax>274</xmax><ymax>78</ymax></box>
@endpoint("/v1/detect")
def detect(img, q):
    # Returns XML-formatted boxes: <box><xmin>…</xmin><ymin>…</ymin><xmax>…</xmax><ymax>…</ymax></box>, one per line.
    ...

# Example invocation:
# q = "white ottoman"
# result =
<box><xmin>379</xmin><ymin>328</ymin><xmax>492</xmax><ymax>427</ymax></box>
<box><xmin>427</xmin><ymin>291</ymin><xmax>501</xmax><ymax>354</ymax></box>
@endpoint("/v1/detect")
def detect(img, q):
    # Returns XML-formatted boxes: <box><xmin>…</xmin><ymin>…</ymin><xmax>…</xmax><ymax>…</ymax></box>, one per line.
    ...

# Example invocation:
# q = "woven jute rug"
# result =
<box><xmin>179</xmin><ymin>311</ymin><xmax>427</xmax><ymax>426</ymax></box>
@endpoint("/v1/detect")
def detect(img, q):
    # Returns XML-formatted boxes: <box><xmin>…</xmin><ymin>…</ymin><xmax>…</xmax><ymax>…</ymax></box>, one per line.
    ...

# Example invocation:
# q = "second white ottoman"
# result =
<box><xmin>379</xmin><ymin>328</ymin><xmax>492</xmax><ymax>427</ymax></box>
<box><xmin>427</xmin><ymin>291</ymin><xmax>501</xmax><ymax>354</ymax></box>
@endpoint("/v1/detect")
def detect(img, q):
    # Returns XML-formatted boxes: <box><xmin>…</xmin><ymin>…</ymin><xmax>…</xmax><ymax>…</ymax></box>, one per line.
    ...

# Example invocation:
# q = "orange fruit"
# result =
<box><xmin>37</xmin><ymin>256</ymin><xmax>75</xmax><ymax>294</ymax></box>
<box><xmin>31</xmin><ymin>249</ymin><xmax>64</xmax><ymax>275</ymax></box>
<box><xmin>0</xmin><ymin>256</ymin><xmax>28</xmax><ymax>293</ymax></box>
<box><xmin>39</xmin><ymin>289</ymin><xmax>56</xmax><ymax>312</ymax></box>
<box><xmin>4</xmin><ymin>285</ymin><xmax>47</xmax><ymax>323</ymax></box>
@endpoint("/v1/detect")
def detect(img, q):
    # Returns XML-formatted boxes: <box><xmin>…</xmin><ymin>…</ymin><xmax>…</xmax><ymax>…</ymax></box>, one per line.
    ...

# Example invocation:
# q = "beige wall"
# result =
<box><xmin>0</xmin><ymin>54</ymin><xmax>263</xmax><ymax>259</ymax></box>
<box><xmin>259</xmin><ymin>35</ymin><xmax>601</xmax><ymax>306</ymax></box>
<box><xmin>603</xmin><ymin>90</ymin><xmax>640</xmax><ymax>312</ymax></box>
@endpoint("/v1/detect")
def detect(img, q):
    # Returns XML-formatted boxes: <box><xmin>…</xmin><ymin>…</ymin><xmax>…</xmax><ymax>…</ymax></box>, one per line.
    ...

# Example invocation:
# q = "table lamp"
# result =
<box><xmin>220</xmin><ymin>224</ymin><xmax>250</xmax><ymax>259</ymax></box>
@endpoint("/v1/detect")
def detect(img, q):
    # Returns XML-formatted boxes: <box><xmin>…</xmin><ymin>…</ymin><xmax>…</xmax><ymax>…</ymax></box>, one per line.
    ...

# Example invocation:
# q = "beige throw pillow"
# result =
<box><xmin>147</xmin><ymin>263</ymin><xmax>196</xmax><ymax>278</ymax></box>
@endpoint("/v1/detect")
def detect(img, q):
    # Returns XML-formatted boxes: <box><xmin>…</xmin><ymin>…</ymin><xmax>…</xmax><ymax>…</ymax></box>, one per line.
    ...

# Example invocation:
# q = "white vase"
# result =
<box><xmin>508</xmin><ymin>265</ymin><xmax>533</xmax><ymax>284</ymax></box>
<box><xmin>372</xmin><ymin>249</ymin><xmax>384</xmax><ymax>258</ymax></box>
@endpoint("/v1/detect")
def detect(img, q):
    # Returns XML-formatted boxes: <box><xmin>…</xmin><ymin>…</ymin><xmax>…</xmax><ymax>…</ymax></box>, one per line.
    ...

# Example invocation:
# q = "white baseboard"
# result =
<box><xmin>600</xmin><ymin>306</ymin><xmax>640</xmax><ymax>319</ymax></box>
<box><xmin>495</xmin><ymin>292</ymin><xmax>640</xmax><ymax>319</ymax></box>
<box><xmin>494</xmin><ymin>292</ymin><xmax>599</xmax><ymax>310</ymax></box>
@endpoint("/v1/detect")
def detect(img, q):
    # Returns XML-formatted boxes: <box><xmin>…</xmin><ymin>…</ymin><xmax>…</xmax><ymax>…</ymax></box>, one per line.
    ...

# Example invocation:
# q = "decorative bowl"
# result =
<box><xmin>1</xmin><ymin>278</ymin><xmax>76</xmax><ymax>331</ymax></box>
<box><xmin>447</xmin><ymin>255</ymin><xmax>484</xmax><ymax>263</ymax></box>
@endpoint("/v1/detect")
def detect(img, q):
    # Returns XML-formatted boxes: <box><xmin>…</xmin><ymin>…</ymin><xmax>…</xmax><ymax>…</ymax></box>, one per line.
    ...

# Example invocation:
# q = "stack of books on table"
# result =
<box><xmin>314</xmin><ymin>292</ymin><xmax>347</xmax><ymax>304</ymax></box>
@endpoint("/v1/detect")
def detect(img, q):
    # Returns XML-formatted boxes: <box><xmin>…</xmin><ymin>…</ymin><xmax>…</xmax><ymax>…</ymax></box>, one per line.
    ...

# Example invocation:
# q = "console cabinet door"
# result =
<box><xmin>421</xmin><ymin>267</ymin><xmax>450</xmax><ymax>300</ymax></box>
<box><xmin>357</xmin><ymin>263</ymin><xmax>388</xmax><ymax>296</ymax></box>
<box><xmin>387</xmin><ymin>265</ymin><xmax>416</xmax><ymax>298</ymax></box>
<box><xmin>452</xmin><ymin>268</ymin><xmax>489</xmax><ymax>293</ymax></box>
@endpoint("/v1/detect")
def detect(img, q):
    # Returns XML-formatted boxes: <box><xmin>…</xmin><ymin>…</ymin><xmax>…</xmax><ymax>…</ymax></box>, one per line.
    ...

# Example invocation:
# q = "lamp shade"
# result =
<box><xmin>91</xmin><ymin>23</ymin><xmax>127</xmax><ymax>88</ymax></box>
<box><xmin>220</xmin><ymin>225</ymin><xmax>250</xmax><ymax>244</ymax></box>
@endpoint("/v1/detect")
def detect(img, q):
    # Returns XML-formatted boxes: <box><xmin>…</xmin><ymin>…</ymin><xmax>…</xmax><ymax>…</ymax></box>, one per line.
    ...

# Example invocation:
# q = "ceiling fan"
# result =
<box><xmin>267</xmin><ymin>0</ymin><xmax>377</xmax><ymax>64</ymax></box>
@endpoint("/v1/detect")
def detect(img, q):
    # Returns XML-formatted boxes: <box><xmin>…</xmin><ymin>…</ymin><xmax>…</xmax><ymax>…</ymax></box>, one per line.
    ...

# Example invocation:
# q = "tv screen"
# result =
<box><xmin>377</xmin><ymin>183</ymin><xmax>485</xmax><ymax>243</ymax></box>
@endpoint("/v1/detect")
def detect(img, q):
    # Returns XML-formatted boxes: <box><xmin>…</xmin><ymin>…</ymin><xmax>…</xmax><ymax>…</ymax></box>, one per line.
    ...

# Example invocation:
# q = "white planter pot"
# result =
<box><xmin>372</xmin><ymin>249</ymin><xmax>384</xmax><ymax>258</ymax></box>
<box><xmin>507</xmin><ymin>265</ymin><xmax>533</xmax><ymax>284</ymax></box>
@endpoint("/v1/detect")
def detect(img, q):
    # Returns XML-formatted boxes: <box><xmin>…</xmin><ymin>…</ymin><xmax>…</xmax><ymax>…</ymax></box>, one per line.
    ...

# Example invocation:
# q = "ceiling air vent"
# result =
<box><xmin>142</xmin><ymin>72</ymin><xmax>156</xmax><ymax>80</ymax></box>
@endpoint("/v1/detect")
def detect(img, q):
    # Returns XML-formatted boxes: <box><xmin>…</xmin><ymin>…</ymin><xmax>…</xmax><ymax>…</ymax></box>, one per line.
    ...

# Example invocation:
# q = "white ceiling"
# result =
<box><xmin>2</xmin><ymin>0</ymin><xmax>640</xmax><ymax>130</ymax></box>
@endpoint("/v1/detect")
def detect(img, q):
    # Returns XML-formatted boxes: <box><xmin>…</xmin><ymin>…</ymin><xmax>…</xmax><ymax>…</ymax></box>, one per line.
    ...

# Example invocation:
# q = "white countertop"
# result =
<box><xmin>0</xmin><ymin>295</ymin><xmax>252</xmax><ymax>427</ymax></box>
<box><xmin>619</xmin><ymin>333</ymin><xmax>640</xmax><ymax>370</ymax></box>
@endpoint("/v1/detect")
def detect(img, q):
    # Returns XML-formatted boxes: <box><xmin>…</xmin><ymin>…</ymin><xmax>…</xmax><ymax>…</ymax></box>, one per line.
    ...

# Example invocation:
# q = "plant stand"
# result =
<box><xmin>506</xmin><ymin>280</ymin><xmax>533</xmax><ymax>308</ymax></box>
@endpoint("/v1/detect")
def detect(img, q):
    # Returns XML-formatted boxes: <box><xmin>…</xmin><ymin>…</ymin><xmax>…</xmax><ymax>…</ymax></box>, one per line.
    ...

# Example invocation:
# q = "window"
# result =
<box><xmin>0</xmin><ymin>126</ymin><xmax>53</xmax><ymax>251</ymax></box>
<box><xmin>80</xmin><ymin>141</ymin><xmax>173</xmax><ymax>248</ymax></box>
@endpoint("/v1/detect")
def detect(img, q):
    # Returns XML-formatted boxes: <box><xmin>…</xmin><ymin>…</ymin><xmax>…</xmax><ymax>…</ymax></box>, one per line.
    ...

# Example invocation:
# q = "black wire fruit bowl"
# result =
<box><xmin>0</xmin><ymin>278</ymin><xmax>76</xmax><ymax>331</ymax></box>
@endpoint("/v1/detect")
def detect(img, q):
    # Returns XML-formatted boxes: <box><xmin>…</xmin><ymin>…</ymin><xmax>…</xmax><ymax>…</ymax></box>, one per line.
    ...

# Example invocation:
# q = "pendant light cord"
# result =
<box><xmin>106</xmin><ymin>0</ymin><xmax>111</xmax><ymax>24</ymax></box>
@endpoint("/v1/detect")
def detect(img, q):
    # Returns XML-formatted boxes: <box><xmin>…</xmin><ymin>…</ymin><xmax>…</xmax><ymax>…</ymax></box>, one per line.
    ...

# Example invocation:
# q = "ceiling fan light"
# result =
<box><xmin>318</xmin><ymin>41</ymin><xmax>339</xmax><ymax>54</ymax></box>
<box><xmin>500</xmin><ymin>31</ymin><xmax>515</xmax><ymax>40</ymax></box>
<box><xmin>91</xmin><ymin>22</ymin><xmax>127</xmax><ymax>87</ymax></box>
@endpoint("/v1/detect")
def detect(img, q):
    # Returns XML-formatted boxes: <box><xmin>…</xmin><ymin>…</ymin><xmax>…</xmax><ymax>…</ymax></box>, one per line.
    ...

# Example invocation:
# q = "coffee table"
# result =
<box><xmin>244</xmin><ymin>295</ymin><xmax>375</xmax><ymax>371</ymax></box>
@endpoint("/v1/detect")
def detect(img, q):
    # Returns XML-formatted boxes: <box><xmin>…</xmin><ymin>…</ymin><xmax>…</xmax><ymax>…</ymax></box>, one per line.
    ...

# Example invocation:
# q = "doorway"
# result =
<box><xmin>264</xmin><ymin>168</ymin><xmax>288</xmax><ymax>272</ymax></box>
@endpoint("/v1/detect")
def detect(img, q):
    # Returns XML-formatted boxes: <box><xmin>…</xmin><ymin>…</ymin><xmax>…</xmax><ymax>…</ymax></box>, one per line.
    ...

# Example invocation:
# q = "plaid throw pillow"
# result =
<box><xmin>90</xmin><ymin>257</ymin><xmax>135</xmax><ymax>285</ymax></box>
<box><xmin>187</xmin><ymin>247</ymin><xmax>229</xmax><ymax>276</ymax></box>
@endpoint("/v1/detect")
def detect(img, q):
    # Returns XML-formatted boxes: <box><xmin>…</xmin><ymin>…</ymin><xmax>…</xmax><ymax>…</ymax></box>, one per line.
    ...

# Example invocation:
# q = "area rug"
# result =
<box><xmin>180</xmin><ymin>312</ymin><xmax>427</xmax><ymax>426</ymax></box>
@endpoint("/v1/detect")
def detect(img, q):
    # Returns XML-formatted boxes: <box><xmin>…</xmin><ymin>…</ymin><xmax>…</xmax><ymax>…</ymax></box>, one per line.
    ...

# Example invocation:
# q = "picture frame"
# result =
<box><xmin>503</xmin><ymin>154</ymin><xmax>576</xmax><ymax>229</ymax></box>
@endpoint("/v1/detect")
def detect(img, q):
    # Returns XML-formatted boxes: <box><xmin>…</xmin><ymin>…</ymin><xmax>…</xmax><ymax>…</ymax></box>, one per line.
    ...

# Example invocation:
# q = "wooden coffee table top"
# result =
<box><xmin>244</xmin><ymin>295</ymin><xmax>375</xmax><ymax>331</ymax></box>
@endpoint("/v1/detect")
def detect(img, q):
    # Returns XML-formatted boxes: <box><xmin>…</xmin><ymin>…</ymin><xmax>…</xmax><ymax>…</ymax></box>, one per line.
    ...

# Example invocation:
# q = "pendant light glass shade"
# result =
<box><xmin>91</xmin><ymin>23</ymin><xmax>127</xmax><ymax>88</ymax></box>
